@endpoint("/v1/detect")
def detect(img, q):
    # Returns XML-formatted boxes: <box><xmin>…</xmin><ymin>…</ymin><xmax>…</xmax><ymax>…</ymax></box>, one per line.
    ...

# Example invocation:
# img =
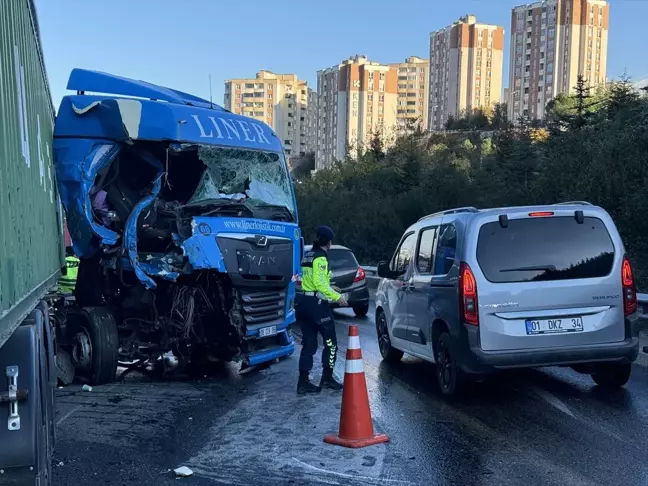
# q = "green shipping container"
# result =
<box><xmin>0</xmin><ymin>0</ymin><xmax>64</xmax><ymax>347</ymax></box>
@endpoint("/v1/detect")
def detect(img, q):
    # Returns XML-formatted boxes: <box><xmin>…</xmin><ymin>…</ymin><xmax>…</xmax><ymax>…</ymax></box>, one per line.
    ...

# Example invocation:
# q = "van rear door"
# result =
<box><xmin>473</xmin><ymin>211</ymin><xmax>625</xmax><ymax>352</ymax></box>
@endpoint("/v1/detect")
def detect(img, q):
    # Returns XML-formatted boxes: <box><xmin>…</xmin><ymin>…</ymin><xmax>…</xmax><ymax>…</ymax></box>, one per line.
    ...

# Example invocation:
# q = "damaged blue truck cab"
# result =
<box><xmin>53</xmin><ymin>69</ymin><xmax>299</xmax><ymax>381</ymax></box>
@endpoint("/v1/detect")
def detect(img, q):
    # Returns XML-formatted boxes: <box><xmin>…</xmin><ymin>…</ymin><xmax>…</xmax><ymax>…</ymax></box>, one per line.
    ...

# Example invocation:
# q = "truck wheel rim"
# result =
<box><xmin>72</xmin><ymin>329</ymin><xmax>92</xmax><ymax>373</ymax></box>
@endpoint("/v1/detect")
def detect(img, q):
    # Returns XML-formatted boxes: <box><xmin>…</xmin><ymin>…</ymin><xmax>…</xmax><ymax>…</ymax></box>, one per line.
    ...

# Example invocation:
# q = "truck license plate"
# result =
<box><xmin>259</xmin><ymin>325</ymin><xmax>277</xmax><ymax>338</ymax></box>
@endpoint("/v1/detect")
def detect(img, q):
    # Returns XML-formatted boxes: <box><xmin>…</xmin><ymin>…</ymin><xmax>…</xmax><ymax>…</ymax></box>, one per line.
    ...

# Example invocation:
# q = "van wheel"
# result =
<box><xmin>376</xmin><ymin>310</ymin><xmax>403</xmax><ymax>363</ymax></box>
<box><xmin>68</xmin><ymin>307</ymin><xmax>119</xmax><ymax>385</ymax></box>
<box><xmin>591</xmin><ymin>363</ymin><xmax>632</xmax><ymax>389</ymax></box>
<box><xmin>435</xmin><ymin>332</ymin><xmax>466</xmax><ymax>396</ymax></box>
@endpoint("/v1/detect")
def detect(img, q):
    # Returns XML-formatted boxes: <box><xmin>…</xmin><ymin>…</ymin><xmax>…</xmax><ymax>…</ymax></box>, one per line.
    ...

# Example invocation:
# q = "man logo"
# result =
<box><xmin>254</xmin><ymin>235</ymin><xmax>268</xmax><ymax>247</ymax></box>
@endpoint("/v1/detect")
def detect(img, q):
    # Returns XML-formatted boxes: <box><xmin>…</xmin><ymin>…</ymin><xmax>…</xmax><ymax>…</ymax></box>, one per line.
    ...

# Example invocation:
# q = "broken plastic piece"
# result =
<box><xmin>173</xmin><ymin>466</ymin><xmax>194</xmax><ymax>477</ymax></box>
<box><xmin>82</xmin><ymin>384</ymin><xmax>92</xmax><ymax>392</ymax></box>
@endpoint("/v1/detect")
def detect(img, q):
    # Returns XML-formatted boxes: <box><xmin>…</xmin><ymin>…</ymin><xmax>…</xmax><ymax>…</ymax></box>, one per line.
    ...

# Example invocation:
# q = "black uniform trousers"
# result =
<box><xmin>296</xmin><ymin>294</ymin><xmax>338</xmax><ymax>373</ymax></box>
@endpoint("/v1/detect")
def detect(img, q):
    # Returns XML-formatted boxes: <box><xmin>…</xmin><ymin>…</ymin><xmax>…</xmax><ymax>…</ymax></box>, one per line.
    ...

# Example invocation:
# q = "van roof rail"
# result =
<box><xmin>553</xmin><ymin>201</ymin><xmax>593</xmax><ymax>206</ymax></box>
<box><xmin>417</xmin><ymin>206</ymin><xmax>479</xmax><ymax>222</ymax></box>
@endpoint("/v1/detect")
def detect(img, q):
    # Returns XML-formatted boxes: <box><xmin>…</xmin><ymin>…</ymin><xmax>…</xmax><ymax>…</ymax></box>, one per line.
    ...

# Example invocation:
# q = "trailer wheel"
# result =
<box><xmin>68</xmin><ymin>307</ymin><xmax>119</xmax><ymax>385</ymax></box>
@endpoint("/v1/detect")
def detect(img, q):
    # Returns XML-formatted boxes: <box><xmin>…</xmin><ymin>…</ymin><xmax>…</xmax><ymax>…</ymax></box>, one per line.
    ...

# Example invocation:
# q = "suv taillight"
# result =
<box><xmin>354</xmin><ymin>267</ymin><xmax>366</xmax><ymax>283</ymax></box>
<box><xmin>459</xmin><ymin>262</ymin><xmax>479</xmax><ymax>326</ymax></box>
<box><xmin>622</xmin><ymin>256</ymin><xmax>637</xmax><ymax>316</ymax></box>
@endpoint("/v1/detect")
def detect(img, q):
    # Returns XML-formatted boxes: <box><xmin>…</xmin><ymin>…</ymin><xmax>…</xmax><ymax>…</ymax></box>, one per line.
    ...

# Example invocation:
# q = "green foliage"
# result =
<box><xmin>445</xmin><ymin>103</ymin><xmax>511</xmax><ymax>131</ymax></box>
<box><xmin>296</xmin><ymin>81</ymin><xmax>648</xmax><ymax>289</ymax></box>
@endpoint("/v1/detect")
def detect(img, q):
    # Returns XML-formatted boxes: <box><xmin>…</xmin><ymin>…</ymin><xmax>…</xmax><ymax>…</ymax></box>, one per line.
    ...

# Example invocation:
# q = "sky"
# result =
<box><xmin>35</xmin><ymin>0</ymin><xmax>648</xmax><ymax>110</ymax></box>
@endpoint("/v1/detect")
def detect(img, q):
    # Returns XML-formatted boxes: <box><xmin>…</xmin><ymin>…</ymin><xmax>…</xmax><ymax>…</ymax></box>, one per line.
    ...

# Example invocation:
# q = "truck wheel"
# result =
<box><xmin>591</xmin><ymin>363</ymin><xmax>632</xmax><ymax>389</ymax></box>
<box><xmin>68</xmin><ymin>307</ymin><xmax>119</xmax><ymax>385</ymax></box>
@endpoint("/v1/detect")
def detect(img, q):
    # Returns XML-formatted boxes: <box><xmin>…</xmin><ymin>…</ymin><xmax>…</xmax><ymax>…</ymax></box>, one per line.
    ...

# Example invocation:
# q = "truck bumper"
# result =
<box><xmin>245</xmin><ymin>329</ymin><xmax>295</xmax><ymax>367</ymax></box>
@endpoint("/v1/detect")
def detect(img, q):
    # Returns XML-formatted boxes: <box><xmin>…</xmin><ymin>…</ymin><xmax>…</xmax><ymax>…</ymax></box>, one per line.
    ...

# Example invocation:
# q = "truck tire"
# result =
<box><xmin>68</xmin><ymin>307</ymin><xmax>119</xmax><ymax>385</ymax></box>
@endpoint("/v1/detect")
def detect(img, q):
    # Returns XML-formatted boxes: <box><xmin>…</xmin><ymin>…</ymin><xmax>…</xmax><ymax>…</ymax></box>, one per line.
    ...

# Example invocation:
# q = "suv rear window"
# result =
<box><xmin>328</xmin><ymin>249</ymin><xmax>359</xmax><ymax>270</ymax></box>
<box><xmin>477</xmin><ymin>216</ymin><xmax>615</xmax><ymax>283</ymax></box>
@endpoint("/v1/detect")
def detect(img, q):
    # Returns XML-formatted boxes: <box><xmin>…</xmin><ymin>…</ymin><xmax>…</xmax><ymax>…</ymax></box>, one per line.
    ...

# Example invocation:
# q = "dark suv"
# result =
<box><xmin>303</xmin><ymin>245</ymin><xmax>370</xmax><ymax>317</ymax></box>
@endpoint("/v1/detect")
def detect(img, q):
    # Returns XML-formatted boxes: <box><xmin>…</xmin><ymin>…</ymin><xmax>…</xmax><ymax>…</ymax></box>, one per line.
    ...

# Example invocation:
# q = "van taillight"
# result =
<box><xmin>459</xmin><ymin>262</ymin><xmax>479</xmax><ymax>326</ymax></box>
<box><xmin>354</xmin><ymin>267</ymin><xmax>366</xmax><ymax>283</ymax></box>
<box><xmin>622</xmin><ymin>256</ymin><xmax>637</xmax><ymax>316</ymax></box>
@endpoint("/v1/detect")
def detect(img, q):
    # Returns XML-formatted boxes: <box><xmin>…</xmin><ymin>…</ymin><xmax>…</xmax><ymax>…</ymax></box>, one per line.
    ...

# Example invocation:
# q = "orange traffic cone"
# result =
<box><xmin>324</xmin><ymin>325</ymin><xmax>389</xmax><ymax>448</ymax></box>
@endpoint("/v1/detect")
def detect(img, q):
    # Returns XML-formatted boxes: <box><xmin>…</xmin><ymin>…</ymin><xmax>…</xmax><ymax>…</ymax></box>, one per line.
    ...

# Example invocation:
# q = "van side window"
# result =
<box><xmin>416</xmin><ymin>227</ymin><xmax>438</xmax><ymax>274</ymax></box>
<box><xmin>391</xmin><ymin>233</ymin><xmax>416</xmax><ymax>276</ymax></box>
<box><xmin>433</xmin><ymin>224</ymin><xmax>457</xmax><ymax>275</ymax></box>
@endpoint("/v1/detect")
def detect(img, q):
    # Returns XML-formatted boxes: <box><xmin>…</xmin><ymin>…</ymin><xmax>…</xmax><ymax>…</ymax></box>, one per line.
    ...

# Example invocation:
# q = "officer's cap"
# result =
<box><xmin>316</xmin><ymin>225</ymin><xmax>335</xmax><ymax>244</ymax></box>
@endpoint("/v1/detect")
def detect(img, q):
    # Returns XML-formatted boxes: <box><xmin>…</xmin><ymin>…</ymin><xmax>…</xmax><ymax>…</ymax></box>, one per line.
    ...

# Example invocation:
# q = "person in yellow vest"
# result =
<box><xmin>59</xmin><ymin>247</ymin><xmax>79</xmax><ymax>294</ymax></box>
<box><xmin>296</xmin><ymin>226</ymin><xmax>349</xmax><ymax>395</ymax></box>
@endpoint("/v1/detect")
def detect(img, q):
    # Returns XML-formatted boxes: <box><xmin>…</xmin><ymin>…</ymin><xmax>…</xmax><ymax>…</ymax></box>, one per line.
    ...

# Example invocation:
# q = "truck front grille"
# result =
<box><xmin>239</xmin><ymin>289</ymin><xmax>286</xmax><ymax>325</ymax></box>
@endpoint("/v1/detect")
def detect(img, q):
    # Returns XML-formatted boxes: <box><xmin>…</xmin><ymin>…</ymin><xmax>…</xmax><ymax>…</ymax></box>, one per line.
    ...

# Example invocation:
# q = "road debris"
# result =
<box><xmin>82</xmin><ymin>385</ymin><xmax>92</xmax><ymax>392</ymax></box>
<box><xmin>173</xmin><ymin>466</ymin><xmax>194</xmax><ymax>477</ymax></box>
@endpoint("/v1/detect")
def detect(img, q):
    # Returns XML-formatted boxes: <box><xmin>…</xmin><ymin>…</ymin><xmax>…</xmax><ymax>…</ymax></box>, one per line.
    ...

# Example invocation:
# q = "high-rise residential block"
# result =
<box><xmin>428</xmin><ymin>15</ymin><xmax>505</xmax><ymax>131</ymax></box>
<box><xmin>508</xmin><ymin>0</ymin><xmax>609</xmax><ymax>121</ymax></box>
<box><xmin>223</xmin><ymin>71</ymin><xmax>317</xmax><ymax>159</ymax></box>
<box><xmin>389</xmin><ymin>56</ymin><xmax>430</xmax><ymax>130</ymax></box>
<box><xmin>316</xmin><ymin>55</ymin><xmax>398</xmax><ymax>169</ymax></box>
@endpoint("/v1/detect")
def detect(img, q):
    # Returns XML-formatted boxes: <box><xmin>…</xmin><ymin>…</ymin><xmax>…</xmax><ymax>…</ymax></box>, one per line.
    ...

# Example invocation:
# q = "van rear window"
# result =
<box><xmin>476</xmin><ymin>216</ymin><xmax>615</xmax><ymax>283</ymax></box>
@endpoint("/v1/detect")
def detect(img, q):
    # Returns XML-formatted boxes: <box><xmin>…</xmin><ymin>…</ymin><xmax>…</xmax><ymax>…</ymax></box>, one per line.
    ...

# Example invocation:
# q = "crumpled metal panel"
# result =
<box><xmin>52</xmin><ymin>138</ymin><xmax>120</xmax><ymax>257</ymax></box>
<box><xmin>0</xmin><ymin>0</ymin><xmax>63</xmax><ymax>347</ymax></box>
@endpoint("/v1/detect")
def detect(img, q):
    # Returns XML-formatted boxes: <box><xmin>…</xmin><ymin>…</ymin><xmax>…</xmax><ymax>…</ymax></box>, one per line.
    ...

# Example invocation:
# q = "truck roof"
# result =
<box><xmin>54</xmin><ymin>69</ymin><xmax>284</xmax><ymax>153</ymax></box>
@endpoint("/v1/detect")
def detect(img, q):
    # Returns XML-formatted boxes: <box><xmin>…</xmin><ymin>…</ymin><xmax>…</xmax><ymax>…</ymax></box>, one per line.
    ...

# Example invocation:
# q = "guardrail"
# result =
<box><xmin>361</xmin><ymin>264</ymin><xmax>648</xmax><ymax>319</ymax></box>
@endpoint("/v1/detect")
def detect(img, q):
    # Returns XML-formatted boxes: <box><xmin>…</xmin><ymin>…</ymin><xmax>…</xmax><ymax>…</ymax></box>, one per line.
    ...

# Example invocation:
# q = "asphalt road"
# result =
<box><xmin>52</xmin><ymin>302</ymin><xmax>648</xmax><ymax>486</ymax></box>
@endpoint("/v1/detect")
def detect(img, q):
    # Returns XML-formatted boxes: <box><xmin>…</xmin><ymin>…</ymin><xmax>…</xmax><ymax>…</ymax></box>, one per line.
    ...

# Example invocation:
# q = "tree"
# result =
<box><xmin>368</xmin><ymin>130</ymin><xmax>385</xmax><ymax>161</ymax></box>
<box><xmin>573</xmin><ymin>74</ymin><xmax>591</xmax><ymax>128</ymax></box>
<box><xmin>606</xmin><ymin>73</ymin><xmax>641</xmax><ymax>121</ymax></box>
<box><xmin>491</xmin><ymin>103</ymin><xmax>510</xmax><ymax>130</ymax></box>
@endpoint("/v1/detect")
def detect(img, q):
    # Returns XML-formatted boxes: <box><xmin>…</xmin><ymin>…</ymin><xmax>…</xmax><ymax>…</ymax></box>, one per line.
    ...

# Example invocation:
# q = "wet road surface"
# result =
<box><xmin>52</xmin><ymin>301</ymin><xmax>648</xmax><ymax>486</ymax></box>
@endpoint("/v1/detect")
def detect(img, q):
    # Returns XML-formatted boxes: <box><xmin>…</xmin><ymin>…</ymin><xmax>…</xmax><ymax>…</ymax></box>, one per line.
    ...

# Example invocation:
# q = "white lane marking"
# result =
<box><xmin>530</xmin><ymin>385</ymin><xmax>575</xmax><ymax>418</ymax></box>
<box><xmin>292</xmin><ymin>458</ymin><xmax>414</xmax><ymax>485</ymax></box>
<box><xmin>348</xmin><ymin>335</ymin><xmax>361</xmax><ymax>349</ymax></box>
<box><xmin>56</xmin><ymin>383</ymin><xmax>118</xmax><ymax>426</ymax></box>
<box><xmin>345</xmin><ymin>359</ymin><xmax>364</xmax><ymax>374</ymax></box>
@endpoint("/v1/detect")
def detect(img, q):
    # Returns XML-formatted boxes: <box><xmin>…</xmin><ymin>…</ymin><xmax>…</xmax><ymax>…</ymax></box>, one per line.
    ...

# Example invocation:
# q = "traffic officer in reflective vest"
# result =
<box><xmin>59</xmin><ymin>247</ymin><xmax>79</xmax><ymax>294</ymax></box>
<box><xmin>296</xmin><ymin>225</ymin><xmax>349</xmax><ymax>395</ymax></box>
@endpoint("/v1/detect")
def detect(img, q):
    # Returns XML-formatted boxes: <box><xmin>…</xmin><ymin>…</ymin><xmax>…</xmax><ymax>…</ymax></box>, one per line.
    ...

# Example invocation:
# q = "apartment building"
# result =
<box><xmin>508</xmin><ymin>0</ymin><xmax>609</xmax><ymax>121</ymax></box>
<box><xmin>316</xmin><ymin>55</ymin><xmax>398</xmax><ymax>169</ymax></box>
<box><xmin>223</xmin><ymin>71</ymin><xmax>317</xmax><ymax>158</ymax></box>
<box><xmin>428</xmin><ymin>15</ymin><xmax>505</xmax><ymax>131</ymax></box>
<box><xmin>303</xmin><ymin>88</ymin><xmax>319</xmax><ymax>156</ymax></box>
<box><xmin>389</xmin><ymin>56</ymin><xmax>430</xmax><ymax>131</ymax></box>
